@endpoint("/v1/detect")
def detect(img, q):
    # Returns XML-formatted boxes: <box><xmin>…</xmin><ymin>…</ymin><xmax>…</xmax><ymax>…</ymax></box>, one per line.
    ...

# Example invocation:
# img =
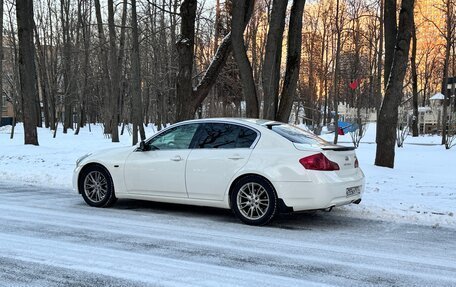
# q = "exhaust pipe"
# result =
<box><xmin>324</xmin><ymin>205</ymin><xmax>335</xmax><ymax>212</ymax></box>
<box><xmin>352</xmin><ymin>199</ymin><xmax>362</xmax><ymax>204</ymax></box>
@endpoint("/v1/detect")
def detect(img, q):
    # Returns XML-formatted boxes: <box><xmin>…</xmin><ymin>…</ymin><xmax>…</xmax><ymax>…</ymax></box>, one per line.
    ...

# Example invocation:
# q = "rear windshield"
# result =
<box><xmin>271</xmin><ymin>124</ymin><xmax>331</xmax><ymax>146</ymax></box>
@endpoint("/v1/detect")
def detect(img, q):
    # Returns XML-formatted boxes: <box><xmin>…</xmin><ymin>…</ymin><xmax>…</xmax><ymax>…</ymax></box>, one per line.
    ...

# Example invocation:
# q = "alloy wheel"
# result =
<box><xmin>236</xmin><ymin>182</ymin><xmax>270</xmax><ymax>220</ymax></box>
<box><xmin>83</xmin><ymin>170</ymin><xmax>108</xmax><ymax>203</ymax></box>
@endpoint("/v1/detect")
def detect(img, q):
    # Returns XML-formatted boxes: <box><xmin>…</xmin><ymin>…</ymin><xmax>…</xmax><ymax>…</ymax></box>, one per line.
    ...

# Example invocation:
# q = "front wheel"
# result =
<box><xmin>231</xmin><ymin>176</ymin><xmax>277</xmax><ymax>225</ymax></box>
<box><xmin>79</xmin><ymin>165</ymin><xmax>117</xmax><ymax>207</ymax></box>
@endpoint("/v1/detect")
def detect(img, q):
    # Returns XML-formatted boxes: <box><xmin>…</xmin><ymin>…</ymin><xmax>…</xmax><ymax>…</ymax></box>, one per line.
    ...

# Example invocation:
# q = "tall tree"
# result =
<box><xmin>74</xmin><ymin>0</ymin><xmax>91</xmax><ymax>135</ymax></box>
<box><xmin>231</xmin><ymin>0</ymin><xmax>258</xmax><ymax>118</ymax></box>
<box><xmin>276</xmin><ymin>0</ymin><xmax>306</xmax><ymax>122</ymax></box>
<box><xmin>333</xmin><ymin>0</ymin><xmax>342</xmax><ymax>144</ymax></box>
<box><xmin>440</xmin><ymin>0</ymin><xmax>454</xmax><ymax>145</ymax></box>
<box><xmin>94</xmin><ymin>0</ymin><xmax>112</xmax><ymax>136</ymax></box>
<box><xmin>16</xmin><ymin>0</ymin><xmax>38</xmax><ymax>145</ymax></box>
<box><xmin>411</xmin><ymin>20</ymin><xmax>419</xmax><ymax>137</ymax></box>
<box><xmin>376</xmin><ymin>0</ymin><xmax>384</xmax><ymax>112</ymax></box>
<box><xmin>384</xmin><ymin>0</ymin><xmax>397</xmax><ymax>88</ymax></box>
<box><xmin>0</xmin><ymin>0</ymin><xmax>3</xmax><ymax>123</ymax></box>
<box><xmin>117</xmin><ymin>0</ymin><xmax>128</xmax><ymax>126</ymax></box>
<box><xmin>176</xmin><ymin>0</ymin><xmax>197</xmax><ymax>121</ymax></box>
<box><xmin>60</xmin><ymin>0</ymin><xmax>73</xmax><ymax>134</ymax></box>
<box><xmin>131</xmin><ymin>0</ymin><xmax>146</xmax><ymax>145</ymax></box>
<box><xmin>262</xmin><ymin>0</ymin><xmax>288</xmax><ymax>120</ymax></box>
<box><xmin>107</xmin><ymin>0</ymin><xmax>120</xmax><ymax>142</ymax></box>
<box><xmin>375</xmin><ymin>0</ymin><xmax>415</xmax><ymax>168</ymax></box>
<box><xmin>34</xmin><ymin>16</ymin><xmax>51</xmax><ymax>129</ymax></box>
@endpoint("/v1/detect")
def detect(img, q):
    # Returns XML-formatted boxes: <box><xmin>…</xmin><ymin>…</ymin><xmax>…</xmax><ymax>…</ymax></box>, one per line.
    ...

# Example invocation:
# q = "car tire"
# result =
<box><xmin>231</xmin><ymin>175</ymin><xmax>277</xmax><ymax>226</ymax></box>
<box><xmin>79</xmin><ymin>165</ymin><xmax>117</xmax><ymax>208</ymax></box>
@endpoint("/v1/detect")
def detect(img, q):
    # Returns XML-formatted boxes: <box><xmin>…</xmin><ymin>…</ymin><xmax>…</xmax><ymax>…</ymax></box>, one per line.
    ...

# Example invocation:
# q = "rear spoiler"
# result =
<box><xmin>321</xmin><ymin>145</ymin><xmax>356</xmax><ymax>151</ymax></box>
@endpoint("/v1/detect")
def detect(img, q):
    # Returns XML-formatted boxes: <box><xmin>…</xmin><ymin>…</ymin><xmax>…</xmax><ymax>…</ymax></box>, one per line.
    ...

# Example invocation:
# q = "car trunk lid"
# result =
<box><xmin>294</xmin><ymin>143</ymin><xmax>359</xmax><ymax>176</ymax></box>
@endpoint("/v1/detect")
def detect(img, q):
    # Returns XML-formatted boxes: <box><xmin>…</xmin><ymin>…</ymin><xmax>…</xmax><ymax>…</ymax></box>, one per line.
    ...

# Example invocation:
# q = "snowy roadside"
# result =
<box><xmin>1</xmin><ymin>123</ymin><xmax>455</xmax><ymax>228</ymax></box>
<box><xmin>320</xmin><ymin>125</ymin><xmax>456</xmax><ymax>228</ymax></box>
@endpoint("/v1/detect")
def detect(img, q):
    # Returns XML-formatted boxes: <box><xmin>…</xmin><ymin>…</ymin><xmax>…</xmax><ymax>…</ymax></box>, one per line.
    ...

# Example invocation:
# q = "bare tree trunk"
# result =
<box><xmin>214</xmin><ymin>0</ymin><xmax>221</xmax><ymax>53</ymax></box>
<box><xmin>262</xmin><ymin>0</ymin><xmax>288</xmax><ymax>120</ymax></box>
<box><xmin>231</xmin><ymin>0</ymin><xmax>258</xmax><ymax>118</ymax></box>
<box><xmin>376</xmin><ymin>0</ymin><xmax>384</xmax><ymax>115</ymax></box>
<box><xmin>118</xmin><ymin>0</ymin><xmax>128</xmax><ymax>127</ymax></box>
<box><xmin>94</xmin><ymin>0</ymin><xmax>111</xmax><ymax>136</ymax></box>
<box><xmin>33</xmin><ymin>24</ymin><xmax>51</xmax><ymax>129</ymax></box>
<box><xmin>411</xmin><ymin>21</ymin><xmax>419</xmax><ymax>137</ymax></box>
<box><xmin>41</xmin><ymin>1</ymin><xmax>57</xmax><ymax>131</ymax></box>
<box><xmin>131</xmin><ymin>0</ymin><xmax>145</xmax><ymax>145</ymax></box>
<box><xmin>16</xmin><ymin>0</ymin><xmax>39</xmax><ymax>145</ymax></box>
<box><xmin>319</xmin><ymin>11</ymin><xmax>328</xmax><ymax>127</ymax></box>
<box><xmin>375</xmin><ymin>0</ymin><xmax>415</xmax><ymax>168</ymax></box>
<box><xmin>441</xmin><ymin>0</ymin><xmax>452</xmax><ymax>145</ymax></box>
<box><xmin>168</xmin><ymin>0</ymin><xmax>179</xmax><ymax>123</ymax></box>
<box><xmin>0</xmin><ymin>0</ymin><xmax>3</xmax><ymax>123</ymax></box>
<box><xmin>60</xmin><ymin>0</ymin><xmax>73</xmax><ymax>134</ymax></box>
<box><xmin>192</xmin><ymin>33</ymin><xmax>232</xmax><ymax>110</ymax></box>
<box><xmin>323</xmin><ymin>21</ymin><xmax>330</xmax><ymax>126</ymax></box>
<box><xmin>108</xmin><ymin>0</ymin><xmax>120</xmax><ymax>142</ymax></box>
<box><xmin>176</xmin><ymin>0</ymin><xmax>197</xmax><ymax>121</ymax></box>
<box><xmin>333</xmin><ymin>0</ymin><xmax>342</xmax><ymax>144</ymax></box>
<box><xmin>75</xmin><ymin>0</ymin><xmax>91</xmax><ymax>135</ymax></box>
<box><xmin>384</xmin><ymin>0</ymin><xmax>397</xmax><ymax>88</ymax></box>
<box><xmin>276</xmin><ymin>0</ymin><xmax>306</xmax><ymax>123</ymax></box>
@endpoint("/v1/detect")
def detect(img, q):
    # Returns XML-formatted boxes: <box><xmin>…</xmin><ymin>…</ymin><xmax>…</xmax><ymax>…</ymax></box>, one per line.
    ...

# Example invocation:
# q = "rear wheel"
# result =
<box><xmin>231</xmin><ymin>176</ymin><xmax>277</xmax><ymax>225</ymax></box>
<box><xmin>79</xmin><ymin>165</ymin><xmax>117</xmax><ymax>207</ymax></box>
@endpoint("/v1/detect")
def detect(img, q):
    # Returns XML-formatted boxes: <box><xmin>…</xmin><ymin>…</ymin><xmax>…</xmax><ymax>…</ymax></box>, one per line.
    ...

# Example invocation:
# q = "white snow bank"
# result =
<box><xmin>0</xmin><ymin>123</ymin><xmax>157</xmax><ymax>188</ymax></box>
<box><xmin>321</xmin><ymin>124</ymin><xmax>456</xmax><ymax>227</ymax></box>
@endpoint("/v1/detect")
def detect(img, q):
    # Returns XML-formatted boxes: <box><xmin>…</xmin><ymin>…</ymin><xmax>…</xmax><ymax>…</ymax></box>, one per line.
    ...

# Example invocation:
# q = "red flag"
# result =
<box><xmin>338</xmin><ymin>127</ymin><xmax>345</xmax><ymax>135</ymax></box>
<box><xmin>349</xmin><ymin>79</ymin><xmax>360</xmax><ymax>90</ymax></box>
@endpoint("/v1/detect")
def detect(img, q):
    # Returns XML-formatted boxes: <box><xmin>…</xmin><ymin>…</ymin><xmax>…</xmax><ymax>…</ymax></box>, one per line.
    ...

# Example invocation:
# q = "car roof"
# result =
<box><xmin>180</xmin><ymin>118</ymin><xmax>283</xmax><ymax>129</ymax></box>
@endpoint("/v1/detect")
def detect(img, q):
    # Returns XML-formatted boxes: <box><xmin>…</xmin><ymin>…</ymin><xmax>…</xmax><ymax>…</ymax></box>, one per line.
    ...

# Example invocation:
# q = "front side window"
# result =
<box><xmin>196</xmin><ymin>123</ymin><xmax>257</xmax><ymax>149</ymax></box>
<box><xmin>148</xmin><ymin>124</ymin><xmax>199</xmax><ymax>150</ymax></box>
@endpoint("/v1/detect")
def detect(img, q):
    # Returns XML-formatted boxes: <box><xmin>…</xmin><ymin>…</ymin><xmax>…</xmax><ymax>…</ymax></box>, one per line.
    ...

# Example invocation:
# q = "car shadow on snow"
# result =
<box><xmin>111</xmin><ymin>199</ymin><xmax>367</xmax><ymax>231</ymax></box>
<box><xmin>113</xmin><ymin>199</ymin><xmax>237</xmax><ymax>223</ymax></box>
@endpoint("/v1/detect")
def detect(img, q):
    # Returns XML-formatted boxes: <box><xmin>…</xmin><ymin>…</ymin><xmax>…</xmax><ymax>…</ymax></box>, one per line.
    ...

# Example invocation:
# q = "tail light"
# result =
<box><xmin>299</xmin><ymin>153</ymin><xmax>340</xmax><ymax>171</ymax></box>
<box><xmin>354</xmin><ymin>157</ymin><xmax>359</xmax><ymax>168</ymax></box>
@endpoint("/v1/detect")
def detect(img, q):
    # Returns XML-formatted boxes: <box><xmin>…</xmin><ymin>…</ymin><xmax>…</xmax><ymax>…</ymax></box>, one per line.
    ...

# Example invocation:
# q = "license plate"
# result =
<box><xmin>346</xmin><ymin>186</ymin><xmax>361</xmax><ymax>197</ymax></box>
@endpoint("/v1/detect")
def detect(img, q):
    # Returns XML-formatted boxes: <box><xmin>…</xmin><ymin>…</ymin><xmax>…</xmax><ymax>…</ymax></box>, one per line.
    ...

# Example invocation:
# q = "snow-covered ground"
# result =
<box><xmin>1</xmin><ymin>182</ymin><xmax>455</xmax><ymax>287</ymax></box>
<box><xmin>0</xmin><ymin>122</ymin><xmax>455</xmax><ymax>227</ymax></box>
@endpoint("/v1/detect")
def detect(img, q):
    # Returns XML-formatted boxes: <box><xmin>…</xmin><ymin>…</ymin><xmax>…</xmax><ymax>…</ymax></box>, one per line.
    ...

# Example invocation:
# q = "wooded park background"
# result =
<box><xmin>0</xmin><ymin>0</ymin><xmax>455</xmax><ymax>168</ymax></box>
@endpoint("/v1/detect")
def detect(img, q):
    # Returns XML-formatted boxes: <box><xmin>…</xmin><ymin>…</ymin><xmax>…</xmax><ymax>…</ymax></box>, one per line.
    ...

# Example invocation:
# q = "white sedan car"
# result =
<box><xmin>74</xmin><ymin>118</ymin><xmax>364</xmax><ymax>225</ymax></box>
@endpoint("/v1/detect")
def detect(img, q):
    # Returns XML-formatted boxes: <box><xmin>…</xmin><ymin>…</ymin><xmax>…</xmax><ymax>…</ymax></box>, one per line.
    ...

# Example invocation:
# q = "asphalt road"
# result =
<box><xmin>0</xmin><ymin>182</ymin><xmax>455</xmax><ymax>287</ymax></box>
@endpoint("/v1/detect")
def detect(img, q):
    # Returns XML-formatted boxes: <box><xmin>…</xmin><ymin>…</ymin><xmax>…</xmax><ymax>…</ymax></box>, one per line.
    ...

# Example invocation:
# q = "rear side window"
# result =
<box><xmin>196</xmin><ymin>123</ymin><xmax>257</xmax><ymax>149</ymax></box>
<box><xmin>271</xmin><ymin>124</ymin><xmax>330</xmax><ymax>146</ymax></box>
<box><xmin>237</xmin><ymin>126</ymin><xmax>258</xmax><ymax>148</ymax></box>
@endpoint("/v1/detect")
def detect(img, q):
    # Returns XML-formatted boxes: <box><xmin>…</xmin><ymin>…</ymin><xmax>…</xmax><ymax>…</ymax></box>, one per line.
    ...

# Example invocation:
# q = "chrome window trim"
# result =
<box><xmin>144</xmin><ymin>120</ymin><xmax>261</xmax><ymax>150</ymax></box>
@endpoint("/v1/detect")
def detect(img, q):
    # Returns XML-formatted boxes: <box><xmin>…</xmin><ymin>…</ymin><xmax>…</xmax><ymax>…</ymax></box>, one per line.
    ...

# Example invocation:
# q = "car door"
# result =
<box><xmin>185</xmin><ymin>123</ymin><xmax>258</xmax><ymax>201</ymax></box>
<box><xmin>124</xmin><ymin>123</ymin><xmax>200</xmax><ymax>198</ymax></box>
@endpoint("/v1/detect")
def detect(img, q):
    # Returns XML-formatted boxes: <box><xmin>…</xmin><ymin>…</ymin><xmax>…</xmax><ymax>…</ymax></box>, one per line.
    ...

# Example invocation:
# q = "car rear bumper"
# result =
<box><xmin>272</xmin><ymin>170</ymin><xmax>365</xmax><ymax>212</ymax></box>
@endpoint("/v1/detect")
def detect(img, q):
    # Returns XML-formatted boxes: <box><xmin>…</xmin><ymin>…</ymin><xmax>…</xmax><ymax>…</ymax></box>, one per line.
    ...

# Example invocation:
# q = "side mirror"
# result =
<box><xmin>139</xmin><ymin>140</ymin><xmax>150</xmax><ymax>151</ymax></box>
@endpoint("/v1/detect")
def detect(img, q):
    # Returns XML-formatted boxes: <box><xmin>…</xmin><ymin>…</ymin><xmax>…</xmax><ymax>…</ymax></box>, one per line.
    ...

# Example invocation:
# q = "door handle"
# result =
<box><xmin>228</xmin><ymin>155</ymin><xmax>244</xmax><ymax>160</ymax></box>
<box><xmin>170</xmin><ymin>155</ymin><xmax>183</xmax><ymax>161</ymax></box>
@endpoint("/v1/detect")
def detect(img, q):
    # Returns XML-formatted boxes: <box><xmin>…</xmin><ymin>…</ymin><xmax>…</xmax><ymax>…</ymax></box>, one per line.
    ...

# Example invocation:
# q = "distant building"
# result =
<box><xmin>1</xmin><ymin>94</ymin><xmax>14</xmax><ymax>126</ymax></box>
<box><xmin>413</xmin><ymin>89</ymin><xmax>455</xmax><ymax>134</ymax></box>
<box><xmin>1</xmin><ymin>43</ymin><xmax>16</xmax><ymax>126</ymax></box>
<box><xmin>337</xmin><ymin>104</ymin><xmax>377</xmax><ymax>123</ymax></box>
